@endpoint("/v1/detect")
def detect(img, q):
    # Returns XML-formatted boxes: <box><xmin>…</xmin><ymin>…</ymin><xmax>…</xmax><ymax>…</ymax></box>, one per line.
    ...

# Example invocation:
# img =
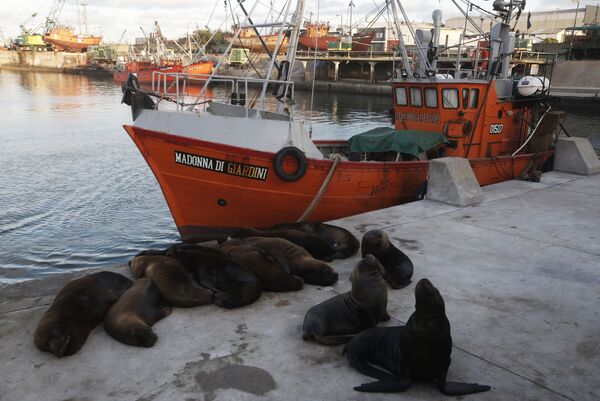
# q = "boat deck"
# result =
<box><xmin>1</xmin><ymin>171</ymin><xmax>599</xmax><ymax>401</ymax></box>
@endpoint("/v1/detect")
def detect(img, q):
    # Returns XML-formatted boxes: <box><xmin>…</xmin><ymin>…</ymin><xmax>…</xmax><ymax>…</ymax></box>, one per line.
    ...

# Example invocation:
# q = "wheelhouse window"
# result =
<box><xmin>425</xmin><ymin>88</ymin><xmax>437</xmax><ymax>108</ymax></box>
<box><xmin>462</xmin><ymin>88</ymin><xmax>469</xmax><ymax>109</ymax></box>
<box><xmin>469</xmin><ymin>89</ymin><xmax>480</xmax><ymax>109</ymax></box>
<box><xmin>410</xmin><ymin>87</ymin><xmax>422</xmax><ymax>107</ymax></box>
<box><xmin>395</xmin><ymin>87</ymin><xmax>407</xmax><ymax>106</ymax></box>
<box><xmin>442</xmin><ymin>88</ymin><xmax>459</xmax><ymax>109</ymax></box>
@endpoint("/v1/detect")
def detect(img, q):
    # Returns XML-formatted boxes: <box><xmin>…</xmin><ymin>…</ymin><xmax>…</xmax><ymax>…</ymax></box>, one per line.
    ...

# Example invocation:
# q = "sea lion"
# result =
<box><xmin>361</xmin><ymin>229</ymin><xmax>413</xmax><ymax>289</ymax></box>
<box><xmin>103</xmin><ymin>278</ymin><xmax>172</xmax><ymax>347</ymax></box>
<box><xmin>218</xmin><ymin>239</ymin><xmax>304</xmax><ymax>292</ymax></box>
<box><xmin>129</xmin><ymin>254</ymin><xmax>214</xmax><ymax>307</ymax></box>
<box><xmin>166</xmin><ymin>243</ymin><xmax>262</xmax><ymax>309</ymax></box>
<box><xmin>302</xmin><ymin>254</ymin><xmax>389</xmax><ymax>345</ymax></box>
<box><xmin>34</xmin><ymin>271</ymin><xmax>133</xmax><ymax>357</ymax></box>
<box><xmin>344</xmin><ymin>278</ymin><xmax>491</xmax><ymax>395</ymax></box>
<box><xmin>272</xmin><ymin>222</ymin><xmax>360</xmax><ymax>260</ymax></box>
<box><xmin>240</xmin><ymin>236</ymin><xmax>338</xmax><ymax>286</ymax></box>
<box><xmin>232</xmin><ymin>227</ymin><xmax>337</xmax><ymax>261</ymax></box>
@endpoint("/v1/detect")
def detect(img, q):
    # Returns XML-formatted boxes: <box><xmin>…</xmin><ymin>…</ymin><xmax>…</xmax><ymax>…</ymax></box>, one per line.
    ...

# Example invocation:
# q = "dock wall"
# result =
<box><xmin>0</xmin><ymin>50</ymin><xmax>88</xmax><ymax>71</ymax></box>
<box><xmin>550</xmin><ymin>60</ymin><xmax>600</xmax><ymax>97</ymax></box>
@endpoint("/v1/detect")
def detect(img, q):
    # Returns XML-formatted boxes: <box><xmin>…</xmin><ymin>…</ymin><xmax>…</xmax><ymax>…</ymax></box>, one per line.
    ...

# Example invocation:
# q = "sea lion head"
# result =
<box><xmin>351</xmin><ymin>254</ymin><xmax>384</xmax><ymax>283</ymax></box>
<box><xmin>361</xmin><ymin>229</ymin><xmax>390</xmax><ymax>254</ymax></box>
<box><xmin>46</xmin><ymin>328</ymin><xmax>72</xmax><ymax>358</ymax></box>
<box><xmin>415</xmin><ymin>278</ymin><xmax>445</xmax><ymax>313</ymax></box>
<box><xmin>128</xmin><ymin>250</ymin><xmax>165</xmax><ymax>276</ymax></box>
<box><xmin>127</xmin><ymin>326</ymin><xmax>158</xmax><ymax>348</ymax></box>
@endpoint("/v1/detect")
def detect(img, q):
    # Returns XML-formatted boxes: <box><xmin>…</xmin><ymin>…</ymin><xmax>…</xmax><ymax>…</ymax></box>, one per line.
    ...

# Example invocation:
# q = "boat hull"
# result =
<box><xmin>113</xmin><ymin>62</ymin><xmax>213</xmax><ymax>84</ymax></box>
<box><xmin>123</xmin><ymin>125</ymin><xmax>552</xmax><ymax>242</ymax></box>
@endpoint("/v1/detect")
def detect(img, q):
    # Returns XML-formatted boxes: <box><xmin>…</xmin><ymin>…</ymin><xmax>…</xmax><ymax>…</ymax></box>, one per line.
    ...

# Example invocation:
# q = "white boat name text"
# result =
<box><xmin>174</xmin><ymin>151</ymin><xmax>268</xmax><ymax>181</ymax></box>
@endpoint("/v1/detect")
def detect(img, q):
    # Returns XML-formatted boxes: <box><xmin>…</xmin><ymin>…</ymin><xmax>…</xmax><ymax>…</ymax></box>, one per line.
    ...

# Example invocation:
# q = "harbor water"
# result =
<box><xmin>0</xmin><ymin>70</ymin><xmax>598</xmax><ymax>282</ymax></box>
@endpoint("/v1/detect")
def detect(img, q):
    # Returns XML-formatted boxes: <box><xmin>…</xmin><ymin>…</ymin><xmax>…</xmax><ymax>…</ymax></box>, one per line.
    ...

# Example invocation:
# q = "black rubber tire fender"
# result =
<box><xmin>273</xmin><ymin>146</ymin><xmax>308</xmax><ymax>182</ymax></box>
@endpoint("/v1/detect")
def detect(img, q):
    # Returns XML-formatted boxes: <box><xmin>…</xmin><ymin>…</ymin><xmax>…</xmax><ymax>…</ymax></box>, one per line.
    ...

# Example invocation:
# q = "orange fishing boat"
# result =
<box><xmin>43</xmin><ymin>27</ymin><xmax>101</xmax><ymax>52</ymax></box>
<box><xmin>121</xmin><ymin>0</ymin><xmax>558</xmax><ymax>242</ymax></box>
<box><xmin>113</xmin><ymin>60</ymin><xmax>213</xmax><ymax>84</ymax></box>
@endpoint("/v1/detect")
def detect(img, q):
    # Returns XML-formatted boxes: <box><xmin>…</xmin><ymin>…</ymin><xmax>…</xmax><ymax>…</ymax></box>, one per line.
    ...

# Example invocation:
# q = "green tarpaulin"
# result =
<box><xmin>348</xmin><ymin>127</ymin><xmax>449</xmax><ymax>158</ymax></box>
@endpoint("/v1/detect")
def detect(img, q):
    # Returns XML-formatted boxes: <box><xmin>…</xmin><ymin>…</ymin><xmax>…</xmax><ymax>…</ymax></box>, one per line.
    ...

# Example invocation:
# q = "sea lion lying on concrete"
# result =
<box><xmin>344</xmin><ymin>278</ymin><xmax>491</xmax><ymax>395</ymax></box>
<box><xmin>166</xmin><ymin>243</ymin><xmax>262</xmax><ymax>309</ymax></box>
<box><xmin>272</xmin><ymin>222</ymin><xmax>360</xmax><ymax>260</ymax></box>
<box><xmin>103</xmin><ymin>278</ymin><xmax>172</xmax><ymax>347</ymax></box>
<box><xmin>129</xmin><ymin>254</ymin><xmax>214</xmax><ymax>308</ymax></box>
<box><xmin>361</xmin><ymin>229</ymin><xmax>413</xmax><ymax>289</ymax></box>
<box><xmin>302</xmin><ymin>254</ymin><xmax>389</xmax><ymax>345</ymax></box>
<box><xmin>232</xmin><ymin>227</ymin><xmax>337</xmax><ymax>261</ymax></box>
<box><xmin>34</xmin><ymin>271</ymin><xmax>132</xmax><ymax>357</ymax></box>
<box><xmin>239</xmin><ymin>237</ymin><xmax>338</xmax><ymax>286</ymax></box>
<box><xmin>218</xmin><ymin>239</ymin><xmax>304</xmax><ymax>292</ymax></box>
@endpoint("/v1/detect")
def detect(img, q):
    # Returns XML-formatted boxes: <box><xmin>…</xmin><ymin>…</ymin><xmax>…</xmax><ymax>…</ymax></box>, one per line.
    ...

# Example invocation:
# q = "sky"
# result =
<box><xmin>0</xmin><ymin>0</ymin><xmax>589</xmax><ymax>43</ymax></box>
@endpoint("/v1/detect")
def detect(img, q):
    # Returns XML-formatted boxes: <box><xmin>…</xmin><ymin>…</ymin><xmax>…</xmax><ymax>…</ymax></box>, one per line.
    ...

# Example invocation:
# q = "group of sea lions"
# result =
<box><xmin>34</xmin><ymin>223</ymin><xmax>490</xmax><ymax>396</ymax></box>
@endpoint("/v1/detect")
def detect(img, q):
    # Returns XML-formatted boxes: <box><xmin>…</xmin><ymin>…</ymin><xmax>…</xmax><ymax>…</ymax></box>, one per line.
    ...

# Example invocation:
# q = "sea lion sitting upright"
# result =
<box><xmin>361</xmin><ymin>229</ymin><xmax>413</xmax><ymax>289</ymax></box>
<box><xmin>34</xmin><ymin>271</ymin><xmax>133</xmax><ymax>358</ymax></box>
<box><xmin>218</xmin><ymin>238</ymin><xmax>304</xmax><ymax>292</ymax></box>
<box><xmin>166</xmin><ymin>243</ymin><xmax>262</xmax><ymax>309</ymax></box>
<box><xmin>232</xmin><ymin>227</ymin><xmax>338</xmax><ymax>261</ymax></box>
<box><xmin>272</xmin><ymin>222</ymin><xmax>360</xmax><ymax>260</ymax></box>
<box><xmin>302</xmin><ymin>254</ymin><xmax>389</xmax><ymax>345</ymax></box>
<box><xmin>344</xmin><ymin>278</ymin><xmax>491</xmax><ymax>395</ymax></box>
<box><xmin>103</xmin><ymin>278</ymin><xmax>172</xmax><ymax>347</ymax></box>
<box><xmin>129</xmin><ymin>254</ymin><xmax>214</xmax><ymax>308</ymax></box>
<box><xmin>240</xmin><ymin>236</ymin><xmax>338</xmax><ymax>286</ymax></box>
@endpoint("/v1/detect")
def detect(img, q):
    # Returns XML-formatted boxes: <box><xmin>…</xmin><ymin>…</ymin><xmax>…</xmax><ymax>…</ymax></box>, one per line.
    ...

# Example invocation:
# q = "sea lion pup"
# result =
<box><xmin>129</xmin><ymin>254</ymin><xmax>213</xmax><ymax>307</ymax></box>
<box><xmin>34</xmin><ymin>271</ymin><xmax>132</xmax><ymax>358</ymax></box>
<box><xmin>271</xmin><ymin>222</ymin><xmax>360</xmax><ymax>259</ymax></box>
<box><xmin>240</xmin><ymin>236</ymin><xmax>338</xmax><ymax>286</ymax></box>
<box><xmin>218</xmin><ymin>239</ymin><xmax>304</xmax><ymax>292</ymax></box>
<box><xmin>103</xmin><ymin>278</ymin><xmax>172</xmax><ymax>347</ymax></box>
<box><xmin>344</xmin><ymin>279</ymin><xmax>491</xmax><ymax>395</ymax></box>
<box><xmin>165</xmin><ymin>243</ymin><xmax>262</xmax><ymax>309</ymax></box>
<box><xmin>302</xmin><ymin>254</ymin><xmax>389</xmax><ymax>345</ymax></box>
<box><xmin>232</xmin><ymin>227</ymin><xmax>337</xmax><ymax>261</ymax></box>
<box><xmin>361</xmin><ymin>229</ymin><xmax>413</xmax><ymax>289</ymax></box>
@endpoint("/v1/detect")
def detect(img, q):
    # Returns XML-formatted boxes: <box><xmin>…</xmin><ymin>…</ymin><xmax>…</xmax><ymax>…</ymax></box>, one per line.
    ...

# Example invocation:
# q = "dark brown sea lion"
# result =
<box><xmin>344</xmin><ymin>279</ymin><xmax>491</xmax><ymax>395</ymax></box>
<box><xmin>272</xmin><ymin>222</ymin><xmax>360</xmax><ymax>260</ymax></box>
<box><xmin>103</xmin><ymin>278</ymin><xmax>172</xmax><ymax>347</ymax></box>
<box><xmin>240</xmin><ymin>236</ymin><xmax>338</xmax><ymax>286</ymax></box>
<box><xmin>34</xmin><ymin>271</ymin><xmax>133</xmax><ymax>357</ymax></box>
<box><xmin>129</xmin><ymin>255</ymin><xmax>214</xmax><ymax>307</ymax></box>
<box><xmin>302</xmin><ymin>254</ymin><xmax>389</xmax><ymax>345</ymax></box>
<box><xmin>218</xmin><ymin>239</ymin><xmax>304</xmax><ymax>292</ymax></box>
<box><xmin>166</xmin><ymin>243</ymin><xmax>262</xmax><ymax>309</ymax></box>
<box><xmin>361</xmin><ymin>229</ymin><xmax>413</xmax><ymax>289</ymax></box>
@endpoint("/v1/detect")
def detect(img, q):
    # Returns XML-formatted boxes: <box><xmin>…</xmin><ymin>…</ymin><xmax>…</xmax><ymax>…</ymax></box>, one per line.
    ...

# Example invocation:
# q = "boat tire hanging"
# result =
<box><xmin>273</xmin><ymin>147</ymin><xmax>307</xmax><ymax>182</ymax></box>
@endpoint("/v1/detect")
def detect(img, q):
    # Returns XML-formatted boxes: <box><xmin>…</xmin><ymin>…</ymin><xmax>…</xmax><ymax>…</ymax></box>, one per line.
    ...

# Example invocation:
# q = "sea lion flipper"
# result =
<box><xmin>438</xmin><ymin>381</ymin><xmax>491</xmax><ymax>396</ymax></box>
<box><xmin>312</xmin><ymin>334</ymin><xmax>355</xmax><ymax>345</ymax></box>
<box><xmin>353</xmin><ymin>379</ymin><xmax>411</xmax><ymax>393</ymax></box>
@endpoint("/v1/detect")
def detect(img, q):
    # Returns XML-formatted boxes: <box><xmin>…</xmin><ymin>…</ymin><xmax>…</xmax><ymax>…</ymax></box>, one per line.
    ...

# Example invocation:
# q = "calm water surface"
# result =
<box><xmin>0</xmin><ymin>70</ymin><xmax>598</xmax><ymax>282</ymax></box>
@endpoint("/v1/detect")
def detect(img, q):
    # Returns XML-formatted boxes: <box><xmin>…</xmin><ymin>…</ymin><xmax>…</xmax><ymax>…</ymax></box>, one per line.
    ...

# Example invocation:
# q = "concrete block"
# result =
<box><xmin>427</xmin><ymin>157</ymin><xmax>484</xmax><ymax>207</ymax></box>
<box><xmin>554</xmin><ymin>137</ymin><xmax>600</xmax><ymax>175</ymax></box>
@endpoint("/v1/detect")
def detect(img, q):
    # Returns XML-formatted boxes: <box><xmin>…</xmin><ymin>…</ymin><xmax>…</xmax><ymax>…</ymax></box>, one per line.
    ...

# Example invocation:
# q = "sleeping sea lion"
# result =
<box><xmin>232</xmin><ymin>227</ymin><xmax>337</xmax><ymax>261</ymax></box>
<box><xmin>129</xmin><ymin>254</ymin><xmax>214</xmax><ymax>307</ymax></box>
<box><xmin>103</xmin><ymin>278</ymin><xmax>172</xmax><ymax>347</ymax></box>
<box><xmin>218</xmin><ymin>239</ymin><xmax>304</xmax><ymax>292</ymax></box>
<box><xmin>34</xmin><ymin>271</ymin><xmax>133</xmax><ymax>357</ymax></box>
<box><xmin>272</xmin><ymin>222</ymin><xmax>360</xmax><ymax>260</ymax></box>
<box><xmin>240</xmin><ymin>236</ymin><xmax>338</xmax><ymax>286</ymax></box>
<box><xmin>361</xmin><ymin>229</ymin><xmax>413</xmax><ymax>289</ymax></box>
<box><xmin>344</xmin><ymin>278</ymin><xmax>491</xmax><ymax>395</ymax></box>
<box><xmin>166</xmin><ymin>243</ymin><xmax>262</xmax><ymax>309</ymax></box>
<box><xmin>302</xmin><ymin>254</ymin><xmax>389</xmax><ymax>345</ymax></box>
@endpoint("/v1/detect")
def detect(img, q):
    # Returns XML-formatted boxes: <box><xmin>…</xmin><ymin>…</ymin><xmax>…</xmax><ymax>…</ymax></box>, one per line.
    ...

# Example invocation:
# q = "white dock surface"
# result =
<box><xmin>1</xmin><ymin>171</ymin><xmax>599</xmax><ymax>401</ymax></box>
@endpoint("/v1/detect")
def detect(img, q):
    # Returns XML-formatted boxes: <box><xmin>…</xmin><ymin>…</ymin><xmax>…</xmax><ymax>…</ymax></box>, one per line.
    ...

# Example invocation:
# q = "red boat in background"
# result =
<box><xmin>113</xmin><ymin>60</ymin><xmax>213</xmax><ymax>84</ymax></box>
<box><xmin>298</xmin><ymin>22</ymin><xmax>375</xmax><ymax>51</ymax></box>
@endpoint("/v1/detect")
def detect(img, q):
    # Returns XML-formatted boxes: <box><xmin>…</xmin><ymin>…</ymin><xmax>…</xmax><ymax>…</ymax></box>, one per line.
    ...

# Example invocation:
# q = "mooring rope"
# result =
<box><xmin>297</xmin><ymin>154</ymin><xmax>341</xmax><ymax>222</ymax></box>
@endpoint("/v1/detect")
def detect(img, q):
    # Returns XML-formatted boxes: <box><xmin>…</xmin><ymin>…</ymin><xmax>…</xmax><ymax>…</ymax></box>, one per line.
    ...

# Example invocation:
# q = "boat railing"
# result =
<box><xmin>150</xmin><ymin>71</ymin><xmax>295</xmax><ymax>118</ymax></box>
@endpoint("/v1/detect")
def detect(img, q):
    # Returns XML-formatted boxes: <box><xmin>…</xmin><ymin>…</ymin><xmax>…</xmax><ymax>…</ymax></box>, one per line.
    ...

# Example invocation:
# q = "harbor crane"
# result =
<box><xmin>44</xmin><ymin>0</ymin><xmax>66</xmax><ymax>33</ymax></box>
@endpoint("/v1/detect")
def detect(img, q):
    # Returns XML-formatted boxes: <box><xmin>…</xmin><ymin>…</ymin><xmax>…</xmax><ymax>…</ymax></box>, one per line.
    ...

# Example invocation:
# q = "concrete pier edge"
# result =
<box><xmin>555</xmin><ymin>137</ymin><xmax>600</xmax><ymax>175</ymax></box>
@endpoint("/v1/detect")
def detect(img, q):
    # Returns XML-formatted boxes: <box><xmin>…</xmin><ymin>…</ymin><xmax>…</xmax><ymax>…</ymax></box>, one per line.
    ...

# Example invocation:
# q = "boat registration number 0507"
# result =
<box><xmin>489</xmin><ymin>124</ymin><xmax>504</xmax><ymax>134</ymax></box>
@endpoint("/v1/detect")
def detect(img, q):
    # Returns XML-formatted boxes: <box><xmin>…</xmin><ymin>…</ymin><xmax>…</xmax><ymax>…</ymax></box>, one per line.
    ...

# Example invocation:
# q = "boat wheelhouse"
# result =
<box><xmin>121</xmin><ymin>0</ymin><xmax>559</xmax><ymax>242</ymax></box>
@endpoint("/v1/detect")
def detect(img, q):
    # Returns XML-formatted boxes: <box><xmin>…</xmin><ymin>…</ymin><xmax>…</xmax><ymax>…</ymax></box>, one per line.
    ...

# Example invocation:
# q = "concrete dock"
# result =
<box><xmin>1</xmin><ymin>171</ymin><xmax>599</xmax><ymax>401</ymax></box>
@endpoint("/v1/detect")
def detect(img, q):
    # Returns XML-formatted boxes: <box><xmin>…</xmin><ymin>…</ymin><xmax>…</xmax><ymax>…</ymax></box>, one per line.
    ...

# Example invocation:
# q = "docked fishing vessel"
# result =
<box><xmin>298</xmin><ymin>22</ymin><xmax>374</xmax><ymax>51</ymax></box>
<box><xmin>121</xmin><ymin>0</ymin><xmax>559</xmax><ymax>242</ymax></box>
<box><xmin>43</xmin><ymin>26</ymin><xmax>101</xmax><ymax>52</ymax></box>
<box><xmin>232</xmin><ymin>28</ymin><xmax>289</xmax><ymax>53</ymax></box>
<box><xmin>113</xmin><ymin>60</ymin><xmax>213</xmax><ymax>84</ymax></box>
